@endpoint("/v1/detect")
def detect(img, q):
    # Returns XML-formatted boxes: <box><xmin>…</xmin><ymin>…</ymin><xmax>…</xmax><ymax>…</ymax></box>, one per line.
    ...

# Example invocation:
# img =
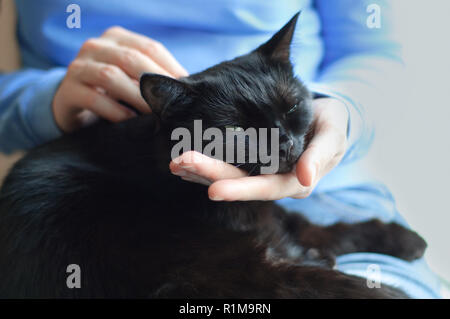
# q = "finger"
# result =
<box><xmin>102</xmin><ymin>27</ymin><xmax>188</xmax><ymax>77</ymax></box>
<box><xmin>170</xmin><ymin>151</ymin><xmax>247</xmax><ymax>182</ymax></box>
<box><xmin>179</xmin><ymin>174</ymin><xmax>213</xmax><ymax>186</ymax></box>
<box><xmin>74</xmin><ymin>82</ymin><xmax>136</xmax><ymax>122</ymax></box>
<box><xmin>296</xmin><ymin>124</ymin><xmax>346</xmax><ymax>187</ymax></box>
<box><xmin>80</xmin><ymin>38</ymin><xmax>172</xmax><ymax>79</ymax></box>
<box><xmin>76</xmin><ymin>60</ymin><xmax>150</xmax><ymax>114</ymax></box>
<box><xmin>208</xmin><ymin>173</ymin><xmax>310</xmax><ymax>201</ymax></box>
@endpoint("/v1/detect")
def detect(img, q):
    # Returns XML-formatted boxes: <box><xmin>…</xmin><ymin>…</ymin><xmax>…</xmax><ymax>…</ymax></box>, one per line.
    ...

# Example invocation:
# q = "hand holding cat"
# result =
<box><xmin>170</xmin><ymin>98</ymin><xmax>348</xmax><ymax>201</ymax></box>
<box><xmin>52</xmin><ymin>26</ymin><xmax>188</xmax><ymax>132</ymax></box>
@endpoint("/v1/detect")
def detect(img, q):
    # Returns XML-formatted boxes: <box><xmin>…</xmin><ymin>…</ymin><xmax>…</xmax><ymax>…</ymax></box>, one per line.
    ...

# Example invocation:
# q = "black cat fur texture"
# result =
<box><xmin>0</xmin><ymin>13</ymin><xmax>426</xmax><ymax>298</ymax></box>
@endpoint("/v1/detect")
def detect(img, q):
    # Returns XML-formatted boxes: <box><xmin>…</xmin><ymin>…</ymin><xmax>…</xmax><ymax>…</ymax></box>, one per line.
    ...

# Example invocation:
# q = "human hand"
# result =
<box><xmin>169</xmin><ymin>98</ymin><xmax>348</xmax><ymax>201</ymax></box>
<box><xmin>53</xmin><ymin>26</ymin><xmax>188</xmax><ymax>132</ymax></box>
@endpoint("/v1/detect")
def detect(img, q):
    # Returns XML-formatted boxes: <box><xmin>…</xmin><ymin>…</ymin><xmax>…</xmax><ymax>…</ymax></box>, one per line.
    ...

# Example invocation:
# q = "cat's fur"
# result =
<box><xmin>0</xmin><ymin>13</ymin><xmax>426</xmax><ymax>298</ymax></box>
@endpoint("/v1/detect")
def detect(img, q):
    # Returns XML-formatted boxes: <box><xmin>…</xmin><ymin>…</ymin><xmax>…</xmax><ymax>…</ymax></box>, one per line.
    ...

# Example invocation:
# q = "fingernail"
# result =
<box><xmin>177</xmin><ymin>68</ymin><xmax>189</xmax><ymax>78</ymax></box>
<box><xmin>210</xmin><ymin>195</ymin><xmax>223</xmax><ymax>201</ymax></box>
<box><xmin>309</xmin><ymin>164</ymin><xmax>316</xmax><ymax>186</ymax></box>
<box><xmin>181</xmin><ymin>175</ymin><xmax>212</xmax><ymax>186</ymax></box>
<box><xmin>171</xmin><ymin>169</ymin><xmax>188</xmax><ymax>177</ymax></box>
<box><xmin>180</xmin><ymin>165</ymin><xmax>196</xmax><ymax>173</ymax></box>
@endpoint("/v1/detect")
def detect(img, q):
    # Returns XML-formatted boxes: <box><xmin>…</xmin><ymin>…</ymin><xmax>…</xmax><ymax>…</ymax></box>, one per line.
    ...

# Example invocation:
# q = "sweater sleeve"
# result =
<box><xmin>0</xmin><ymin>67</ymin><xmax>66</xmax><ymax>153</ymax></box>
<box><xmin>308</xmin><ymin>0</ymin><xmax>402</xmax><ymax>164</ymax></box>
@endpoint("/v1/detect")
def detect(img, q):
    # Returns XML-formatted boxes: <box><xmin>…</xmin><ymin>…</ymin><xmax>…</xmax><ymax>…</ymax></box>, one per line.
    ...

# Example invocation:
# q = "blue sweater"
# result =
<box><xmin>0</xmin><ymin>0</ymin><xmax>442</xmax><ymax>298</ymax></box>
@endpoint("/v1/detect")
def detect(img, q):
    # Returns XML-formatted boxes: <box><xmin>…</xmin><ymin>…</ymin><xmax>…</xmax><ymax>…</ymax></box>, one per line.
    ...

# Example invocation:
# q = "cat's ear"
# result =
<box><xmin>257</xmin><ymin>11</ymin><xmax>300</xmax><ymax>63</ymax></box>
<box><xmin>140</xmin><ymin>73</ymin><xmax>190</xmax><ymax>115</ymax></box>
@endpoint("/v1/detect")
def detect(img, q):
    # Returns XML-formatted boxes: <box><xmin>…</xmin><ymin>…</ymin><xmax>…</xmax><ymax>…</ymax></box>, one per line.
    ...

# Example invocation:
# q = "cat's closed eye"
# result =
<box><xmin>286</xmin><ymin>99</ymin><xmax>305</xmax><ymax>117</ymax></box>
<box><xmin>225</xmin><ymin>125</ymin><xmax>244</xmax><ymax>132</ymax></box>
<box><xmin>287</xmin><ymin>103</ymin><xmax>298</xmax><ymax>114</ymax></box>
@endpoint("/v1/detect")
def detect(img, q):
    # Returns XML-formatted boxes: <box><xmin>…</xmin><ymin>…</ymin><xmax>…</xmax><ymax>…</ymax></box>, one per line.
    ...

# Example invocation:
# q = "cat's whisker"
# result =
<box><xmin>233</xmin><ymin>163</ymin><xmax>246</xmax><ymax>168</ymax></box>
<box><xmin>247</xmin><ymin>163</ymin><xmax>262</xmax><ymax>176</ymax></box>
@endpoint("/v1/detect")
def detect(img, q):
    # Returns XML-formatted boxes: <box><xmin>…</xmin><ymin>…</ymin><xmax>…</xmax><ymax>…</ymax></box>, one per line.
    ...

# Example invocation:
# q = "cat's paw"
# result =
<box><xmin>361</xmin><ymin>220</ymin><xmax>427</xmax><ymax>261</ymax></box>
<box><xmin>384</xmin><ymin>222</ymin><xmax>427</xmax><ymax>261</ymax></box>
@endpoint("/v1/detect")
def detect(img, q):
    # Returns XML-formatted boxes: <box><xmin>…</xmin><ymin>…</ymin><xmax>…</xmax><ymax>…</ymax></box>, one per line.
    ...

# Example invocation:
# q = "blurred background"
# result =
<box><xmin>362</xmin><ymin>0</ymin><xmax>450</xmax><ymax>291</ymax></box>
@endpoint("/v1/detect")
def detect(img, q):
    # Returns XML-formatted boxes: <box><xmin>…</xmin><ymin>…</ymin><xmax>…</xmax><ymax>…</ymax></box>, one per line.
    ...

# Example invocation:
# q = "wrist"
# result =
<box><xmin>24</xmin><ymin>68</ymin><xmax>66</xmax><ymax>145</ymax></box>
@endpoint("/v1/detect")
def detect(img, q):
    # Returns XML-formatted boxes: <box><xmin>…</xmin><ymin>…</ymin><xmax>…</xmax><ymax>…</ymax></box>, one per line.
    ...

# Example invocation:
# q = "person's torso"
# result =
<box><xmin>14</xmin><ymin>0</ymin><xmax>323</xmax><ymax>81</ymax></box>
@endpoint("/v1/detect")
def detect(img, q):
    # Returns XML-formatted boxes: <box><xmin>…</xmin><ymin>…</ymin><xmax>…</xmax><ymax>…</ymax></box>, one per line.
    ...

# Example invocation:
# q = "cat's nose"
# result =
<box><xmin>279</xmin><ymin>138</ymin><xmax>294</xmax><ymax>162</ymax></box>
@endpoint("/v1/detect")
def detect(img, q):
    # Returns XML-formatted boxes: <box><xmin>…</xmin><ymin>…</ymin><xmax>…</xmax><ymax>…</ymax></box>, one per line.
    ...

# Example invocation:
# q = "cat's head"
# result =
<box><xmin>140</xmin><ymin>12</ymin><xmax>313</xmax><ymax>174</ymax></box>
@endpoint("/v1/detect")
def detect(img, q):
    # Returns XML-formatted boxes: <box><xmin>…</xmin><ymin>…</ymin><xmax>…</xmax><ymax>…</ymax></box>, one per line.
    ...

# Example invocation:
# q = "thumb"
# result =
<box><xmin>296</xmin><ymin>126</ymin><xmax>346</xmax><ymax>187</ymax></box>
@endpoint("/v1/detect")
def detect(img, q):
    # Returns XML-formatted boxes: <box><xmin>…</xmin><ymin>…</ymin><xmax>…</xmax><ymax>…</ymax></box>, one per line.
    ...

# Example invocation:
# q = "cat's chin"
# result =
<box><xmin>236</xmin><ymin>161</ymin><xmax>297</xmax><ymax>175</ymax></box>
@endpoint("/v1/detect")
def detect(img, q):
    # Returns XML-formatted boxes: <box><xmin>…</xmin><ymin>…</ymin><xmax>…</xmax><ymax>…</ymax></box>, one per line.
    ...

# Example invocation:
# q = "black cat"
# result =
<box><xmin>0</xmin><ymin>13</ymin><xmax>426</xmax><ymax>298</ymax></box>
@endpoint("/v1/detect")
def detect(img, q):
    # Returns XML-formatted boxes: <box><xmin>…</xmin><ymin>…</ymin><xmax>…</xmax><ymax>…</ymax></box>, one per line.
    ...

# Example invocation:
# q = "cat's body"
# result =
<box><xmin>0</xmin><ymin>13</ymin><xmax>426</xmax><ymax>298</ymax></box>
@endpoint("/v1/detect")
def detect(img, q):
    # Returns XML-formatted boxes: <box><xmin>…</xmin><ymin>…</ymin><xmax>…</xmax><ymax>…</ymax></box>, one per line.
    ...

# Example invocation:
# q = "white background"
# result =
<box><xmin>363</xmin><ymin>0</ymin><xmax>450</xmax><ymax>284</ymax></box>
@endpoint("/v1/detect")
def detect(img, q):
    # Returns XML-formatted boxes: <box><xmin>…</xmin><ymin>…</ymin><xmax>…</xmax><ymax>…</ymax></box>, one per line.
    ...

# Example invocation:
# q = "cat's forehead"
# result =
<box><xmin>187</xmin><ymin>56</ymin><xmax>299</xmax><ymax>105</ymax></box>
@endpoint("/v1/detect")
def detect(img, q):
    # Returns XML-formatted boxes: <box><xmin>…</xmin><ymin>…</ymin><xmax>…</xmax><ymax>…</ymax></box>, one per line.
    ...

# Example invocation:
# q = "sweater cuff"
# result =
<box><xmin>306</xmin><ymin>82</ymin><xmax>373</xmax><ymax>164</ymax></box>
<box><xmin>24</xmin><ymin>67</ymin><xmax>66</xmax><ymax>145</ymax></box>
